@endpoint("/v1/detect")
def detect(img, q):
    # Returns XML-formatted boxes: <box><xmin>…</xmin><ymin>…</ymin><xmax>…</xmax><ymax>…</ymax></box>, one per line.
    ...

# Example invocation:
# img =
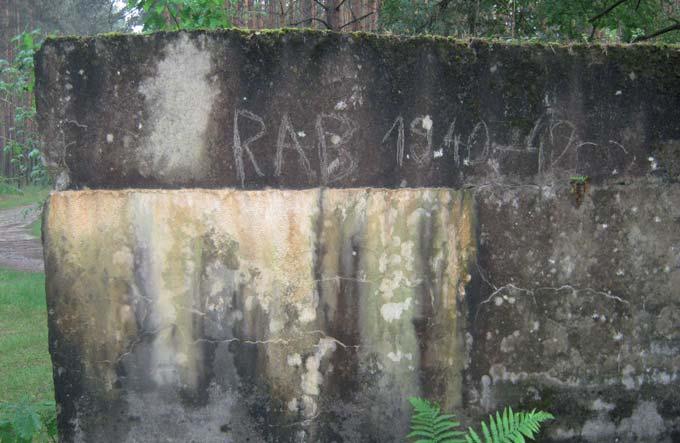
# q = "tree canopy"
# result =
<box><xmin>122</xmin><ymin>0</ymin><xmax>680</xmax><ymax>43</ymax></box>
<box><xmin>380</xmin><ymin>0</ymin><xmax>680</xmax><ymax>43</ymax></box>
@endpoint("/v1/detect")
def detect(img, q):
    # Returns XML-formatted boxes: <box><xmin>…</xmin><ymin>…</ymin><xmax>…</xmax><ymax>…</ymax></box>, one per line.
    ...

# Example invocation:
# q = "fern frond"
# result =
<box><xmin>464</xmin><ymin>407</ymin><xmax>554</xmax><ymax>443</ymax></box>
<box><xmin>481</xmin><ymin>421</ymin><xmax>492</xmax><ymax>442</ymax></box>
<box><xmin>489</xmin><ymin>414</ymin><xmax>500</xmax><ymax>442</ymax></box>
<box><xmin>466</xmin><ymin>429</ymin><xmax>482</xmax><ymax>443</ymax></box>
<box><xmin>407</xmin><ymin>397</ymin><xmax>466</xmax><ymax>443</ymax></box>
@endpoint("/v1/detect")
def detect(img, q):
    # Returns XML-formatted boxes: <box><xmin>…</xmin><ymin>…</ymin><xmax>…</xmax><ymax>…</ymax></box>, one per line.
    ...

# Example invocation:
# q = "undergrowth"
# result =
<box><xmin>408</xmin><ymin>397</ymin><xmax>554</xmax><ymax>443</ymax></box>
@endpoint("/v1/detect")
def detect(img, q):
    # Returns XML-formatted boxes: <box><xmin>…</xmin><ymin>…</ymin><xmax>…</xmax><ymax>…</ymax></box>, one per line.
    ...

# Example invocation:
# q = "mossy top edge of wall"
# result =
<box><xmin>40</xmin><ymin>27</ymin><xmax>680</xmax><ymax>51</ymax></box>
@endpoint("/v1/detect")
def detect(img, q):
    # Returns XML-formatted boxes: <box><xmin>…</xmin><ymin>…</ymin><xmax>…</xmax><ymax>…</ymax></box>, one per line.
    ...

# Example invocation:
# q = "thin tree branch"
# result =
<box><xmin>589</xmin><ymin>0</ymin><xmax>630</xmax><ymax>23</ymax></box>
<box><xmin>313</xmin><ymin>0</ymin><xmax>329</xmax><ymax>11</ymax></box>
<box><xmin>632</xmin><ymin>22</ymin><xmax>680</xmax><ymax>42</ymax></box>
<box><xmin>165</xmin><ymin>4</ymin><xmax>181</xmax><ymax>30</ymax></box>
<box><xmin>336</xmin><ymin>0</ymin><xmax>350</xmax><ymax>10</ymax></box>
<box><xmin>289</xmin><ymin>17</ymin><xmax>332</xmax><ymax>28</ymax></box>
<box><xmin>348</xmin><ymin>2</ymin><xmax>358</xmax><ymax>22</ymax></box>
<box><xmin>416</xmin><ymin>0</ymin><xmax>452</xmax><ymax>33</ymax></box>
<box><xmin>338</xmin><ymin>10</ymin><xmax>374</xmax><ymax>29</ymax></box>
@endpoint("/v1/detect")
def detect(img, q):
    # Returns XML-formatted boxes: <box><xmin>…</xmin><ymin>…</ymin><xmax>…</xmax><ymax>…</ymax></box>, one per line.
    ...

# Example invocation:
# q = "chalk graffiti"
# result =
<box><xmin>275</xmin><ymin>114</ymin><xmax>312</xmax><ymax>179</ymax></box>
<box><xmin>382</xmin><ymin>116</ymin><xmax>404</xmax><ymax>167</ymax></box>
<box><xmin>408</xmin><ymin>116</ymin><xmax>433</xmax><ymax>166</ymax></box>
<box><xmin>316</xmin><ymin>113</ymin><xmax>358</xmax><ymax>185</ymax></box>
<box><xmin>233</xmin><ymin>109</ymin><xmax>266</xmax><ymax>186</ymax></box>
<box><xmin>229</xmin><ymin>106</ymin><xmax>635</xmax><ymax>186</ymax></box>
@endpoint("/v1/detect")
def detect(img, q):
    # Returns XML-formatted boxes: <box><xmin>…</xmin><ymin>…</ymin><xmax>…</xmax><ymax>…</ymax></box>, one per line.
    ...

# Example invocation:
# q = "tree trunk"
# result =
<box><xmin>326</xmin><ymin>0</ymin><xmax>339</xmax><ymax>30</ymax></box>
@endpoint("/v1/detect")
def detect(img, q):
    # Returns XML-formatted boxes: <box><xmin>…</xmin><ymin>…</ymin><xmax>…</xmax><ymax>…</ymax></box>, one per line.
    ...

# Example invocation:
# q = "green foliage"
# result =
<box><xmin>408</xmin><ymin>397</ymin><xmax>554</xmax><ymax>443</ymax></box>
<box><xmin>534</xmin><ymin>0</ymin><xmax>679</xmax><ymax>43</ymax></box>
<box><xmin>0</xmin><ymin>179</ymin><xmax>22</xmax><ymax>196</ymax></box>
<box><xmin>126</xmin><ymin>0</ymin><xmax>235</xmax><ymax>31</ymax></box>
<box><xmin>0</xmin><ymin>186</ymin><xmax>50</xmax><ymax>211</ymax></box>
<box><xmin>380</xmin><ymin>0</ymin><xmax>680</xmax><ymax>43</ymax></box>
<box><xmin>12</xmin><ymin>1</ymin><xmax>130</xmax><ymax>36</ymax></box>
<box><xmin>570</xmin><ymin>175</ymin><xmax>589</xmax><ymax>184</ymax></box>
<box><xmin>0</xmin><ymin>400</ymin><xmax>56</xmax><ymax>443</ymax></box>
<box><xmin>408</xmin><ymin>397</ymin><xmax>466</xmax><ymax>443</ymax></box>
<box><xmin>464</xmin><ymin>408</ymin><xmax>554</xmax><ymax>443</ymax></box>
<box><xmin>0</xmin><ymin>268</ymin><xmax>53</xmax><ymax>405</ymax></box>
<box><xmin>0</xmin><ymin>30</ymin><xmax>47</xmax><ymax>186</ymax></box>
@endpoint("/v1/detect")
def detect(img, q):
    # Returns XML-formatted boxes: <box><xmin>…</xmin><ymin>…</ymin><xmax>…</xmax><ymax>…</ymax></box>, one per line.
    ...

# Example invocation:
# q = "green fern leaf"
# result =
<box><xmin>408</xmin><ymin>399</ymin><xmax>553</xmax><ymax>443</ymax></box>
<box><xmin>489</xmin><ymin>414</ymin><xmax>500</xmax><ymax>443</ymax></box>
<box><xmin>408</xmin><ymin>397</ymin><xmax>466</xmax><ymax>443</ymax></box>
<box><xmin>434</xmin><ymin>419</ymin><xmax>461</xmax><ymax>431</ymax></box>
<box><xmin>407</xmin><ymin>431</ymin><xmax>434</xmax><ymax>441</ymax></box>
<box><xmin>437</xmin><ymin>430</ymin><xmax>466</xmax><ymax>440</ymax></box>
<box><xmin>466</xmin><ymin>429</ymin><xmax>482</xmax><ymax>443</ymax></box>
<box><xmin>502</xmin><ymin>408</ymin><xmax>509</xmax><ymax>436</ymax></box>
<box><xmin>481</xmin><ymin>421</ymin><xmax>492</xmax><ymax>443</ymax></box>
<box><xmin>411</xmin><ymin>425</ymin><xmax>435</xmax><ymax>431</ymax></box>
<box><xmin>464</xmin><ymin>407</ymin><xmax>554</xmax><ymax>443</ymax></box>
<box><xmin>496</xmin><ymin>411</ymin><xmax>506</xmax><ymax>440</ymax></box>
<box><xmin>435</xmin><ymin>414</ymin><xmax>458</xmax><ymax>422</ymax></box>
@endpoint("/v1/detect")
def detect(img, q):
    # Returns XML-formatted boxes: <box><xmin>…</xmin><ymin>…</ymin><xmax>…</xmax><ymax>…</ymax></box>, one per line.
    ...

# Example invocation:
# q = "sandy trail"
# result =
<box><xmin>0</xmin><ymin>204</ymin><xmax>44</xmax><ymax>273</ymax></box>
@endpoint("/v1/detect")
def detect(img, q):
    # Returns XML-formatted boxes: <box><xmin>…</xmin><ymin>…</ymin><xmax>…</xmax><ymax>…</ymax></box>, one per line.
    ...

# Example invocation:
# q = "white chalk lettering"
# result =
<box><xmin>316</xmin><ymin>113</ymin><xmax>358</xmax><ymax>185</ymax></box>
<box><xmin>222</xmin><ymin>106</ymin><xmax>634</xmax><ymax>183</ymax></box>
<box><xmin>409</xmin><ymin>116</ymin><xmax>433</xmax><ymax>166</ymax></box>
<box><xmin>233</xmin><ymin>109</ymin><xmax>266</xmax><ymax>186</ymax></box>
<box><xmin>465</xmin><ymin>120</ymin><xmax>490</xmax><ymax>166</ymax></box>
<box><xmin>382</xmin><ymin>116</ymin><xmax>405</xmax><ymax>167</ymax></box>
<box><xmin>275</xmin><ymin>114</ymin><xmax>313</xmax><ymax>179</ymax></box>
<box><xmin>442</xmin><ymin>118</ymin><xmax>462</xmax><ymax>165</ymax></box>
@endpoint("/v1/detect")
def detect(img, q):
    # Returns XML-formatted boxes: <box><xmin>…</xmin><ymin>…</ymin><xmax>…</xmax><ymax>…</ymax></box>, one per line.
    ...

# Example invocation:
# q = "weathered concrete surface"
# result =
<box><xmin>44</xmin><ymin>188</ymin><xmax>474</xmax><ymax>442</ymax></box>
<box><xmin>36</xmin><ymin>30</ymin><xmax>680</xmax><ymax>442</ymax></box>
<box><xmin>36</xmin><ymin>31</ymin><xmax>680</xmax><ymax>190</ymax></box>
<box><xmin>470</xmin><ymin>183</ymin><xmax>680</xmax><ymax>442</ymax></box>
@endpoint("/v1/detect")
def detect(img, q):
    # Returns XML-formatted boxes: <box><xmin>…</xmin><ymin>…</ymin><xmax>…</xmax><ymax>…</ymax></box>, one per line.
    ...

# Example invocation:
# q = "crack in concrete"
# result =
<box><xmin>193</xmin><ymin>330</ymin><xmax>358</xmax><ymax>350</ymax></box>
<box><xmin>97</xmin><ymin>328</ymin><xmax>359</xmax><ymax>367</ymax></box>
<box><xmin>478</xmin><ymin>282</ymin><xmax>629</xmax><ymax>308</ymax></box>
<box><xmin>475</xmin><ymin>263</ymin><xmax>630</xmax><ymax>321</ymax></box>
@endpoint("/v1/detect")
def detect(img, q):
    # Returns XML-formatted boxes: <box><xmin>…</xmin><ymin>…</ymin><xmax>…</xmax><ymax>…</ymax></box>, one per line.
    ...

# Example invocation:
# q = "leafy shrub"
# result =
<box><xmin>0</xmin><ymin>179</ymin><xmax>22</xmax><ymax>196</ymax></box>
<box><xmin>0</xmin><ymin>29</ymin><xmax>47</xmax><ymax>186</ymax></box>
<box><xmin>408</xmin><ymin>397</ymin><xmax>554</xmax><ymax>443</ymax></box>
<box><xmin>0</xmin><ymin>400</ymin><xmax>57</xmax><ymax>443</ymax></box>
<box><xmin>125</xmin><ymin>0</ymin><xmax>234</xmax><ymax>31</ymax></box>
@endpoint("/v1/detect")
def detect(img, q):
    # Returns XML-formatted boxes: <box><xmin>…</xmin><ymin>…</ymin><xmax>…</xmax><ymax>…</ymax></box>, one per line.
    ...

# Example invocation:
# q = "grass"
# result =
<box><xmin>30</xmin><ymin>217</ymin><xmax>42</xmax><ymax>239</ymax></box>
<box><xmin>0</xmin><ymin>185</ymin><xmax>50</xmax><ymax>211</ymax></box>
<box><xmin>0</xmin><ymin>268</ymin><xmax>53</xmax><ymax>403</ymax></box>
<box><xmin>0</xmin><ymin>181</ymin><xmax>53</xmax><ymax>402</ymax></box>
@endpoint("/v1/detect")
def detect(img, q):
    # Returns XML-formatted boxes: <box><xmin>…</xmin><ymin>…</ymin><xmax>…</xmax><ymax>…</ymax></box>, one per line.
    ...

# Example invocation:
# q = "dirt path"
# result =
<box><xmin>0</xmin><ymin>204</ymin><xmax>44</xmax><ymax>273</ymax></box>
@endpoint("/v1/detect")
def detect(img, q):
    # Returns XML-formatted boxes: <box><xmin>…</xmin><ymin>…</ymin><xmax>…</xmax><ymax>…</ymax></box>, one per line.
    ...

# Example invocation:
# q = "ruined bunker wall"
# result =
<box><xmin>36</xmin><ymin>31</ymin><xmax>680</xmax><ymax>190</ymax></box>
<box><xmin>36</xmin><ymin>30</ymin><xmax>680</xmax><ymax>443</ymax></box>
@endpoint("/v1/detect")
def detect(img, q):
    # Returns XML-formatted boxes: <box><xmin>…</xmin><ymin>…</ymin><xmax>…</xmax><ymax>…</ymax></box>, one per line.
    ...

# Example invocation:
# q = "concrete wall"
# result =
<box><xmin>36</xmin><ymin>30</ymin><xmax>680</xmax><ymax>442</ymax></box>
